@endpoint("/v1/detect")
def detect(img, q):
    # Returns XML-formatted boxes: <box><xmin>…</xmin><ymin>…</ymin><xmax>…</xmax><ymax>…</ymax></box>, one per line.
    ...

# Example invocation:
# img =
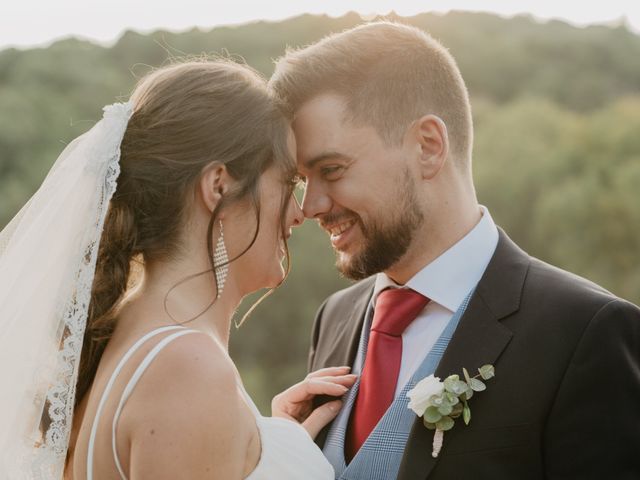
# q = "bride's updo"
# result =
<box><xmin>76</xmin><ymin>60</ymin><xmax>296</xmax><ymax>405</ymax></box>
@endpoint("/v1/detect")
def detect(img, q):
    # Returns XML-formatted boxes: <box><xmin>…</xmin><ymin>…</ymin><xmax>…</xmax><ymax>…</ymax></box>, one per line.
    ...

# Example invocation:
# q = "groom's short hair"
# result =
<box><xmin>270</xmin><ymin>21</ymin><xmax>473</xmax><ymax>164</ymax></box>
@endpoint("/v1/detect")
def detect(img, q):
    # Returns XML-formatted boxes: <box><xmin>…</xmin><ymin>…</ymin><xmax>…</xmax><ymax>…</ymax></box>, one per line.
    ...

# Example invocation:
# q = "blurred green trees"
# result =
<box><xmin>1</xmin><ymin>11</ymin><xmax>638</xmax><ymax>410</ymax></box>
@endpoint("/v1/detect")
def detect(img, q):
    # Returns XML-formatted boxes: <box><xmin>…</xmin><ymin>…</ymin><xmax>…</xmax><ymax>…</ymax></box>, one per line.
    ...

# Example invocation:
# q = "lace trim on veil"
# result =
<box><xmin>26</xmin><ymin>102</ymin><xmax>132</xmax><ymax>478</ymax></box>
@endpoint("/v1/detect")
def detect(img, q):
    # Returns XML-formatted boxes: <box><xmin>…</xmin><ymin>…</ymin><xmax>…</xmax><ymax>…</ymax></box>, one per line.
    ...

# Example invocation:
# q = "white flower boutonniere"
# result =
<box><xmin>407</xmin><ymin>365</ymin><xmax>495</xmax><ymax>458</ymax></box>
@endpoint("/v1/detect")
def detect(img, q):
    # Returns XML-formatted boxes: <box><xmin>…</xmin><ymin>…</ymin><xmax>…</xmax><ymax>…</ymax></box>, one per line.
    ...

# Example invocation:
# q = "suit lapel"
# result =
<box><xmin>319</xmin><ymin>278</ymin><xmax>374</xmax><ymax>369</ymax></box>
<box><xmin>397</xmin><ymin>230</ymin><xmax>530</xmax><ymax>480</ymax></box>
<box><xmin>314</xmin><ymin>278</ymin><xmax>374</xmax><ymax>449</ymax></box>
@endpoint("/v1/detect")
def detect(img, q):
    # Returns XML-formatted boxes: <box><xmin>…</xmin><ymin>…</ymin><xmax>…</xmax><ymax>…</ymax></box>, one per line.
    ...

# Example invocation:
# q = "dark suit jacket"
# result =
<box><xmin>309</xmin><ymin>230</ymin><xmax>640</xmax><ymax>479</ymax></box>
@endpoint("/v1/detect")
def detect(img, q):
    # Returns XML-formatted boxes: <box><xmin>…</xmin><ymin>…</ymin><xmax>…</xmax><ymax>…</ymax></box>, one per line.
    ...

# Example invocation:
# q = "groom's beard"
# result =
<box><xmin>337</xmin><ymin>171</ymin><xmax>424</xmax><ymax>280</ymax></box>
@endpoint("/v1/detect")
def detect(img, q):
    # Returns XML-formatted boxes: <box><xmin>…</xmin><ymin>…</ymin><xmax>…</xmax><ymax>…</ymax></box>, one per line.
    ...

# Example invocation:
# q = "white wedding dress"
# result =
<box><xmin>86</xmin><ymin>325</ymin><xmax>334</xmax><ymax>479</ymax></box>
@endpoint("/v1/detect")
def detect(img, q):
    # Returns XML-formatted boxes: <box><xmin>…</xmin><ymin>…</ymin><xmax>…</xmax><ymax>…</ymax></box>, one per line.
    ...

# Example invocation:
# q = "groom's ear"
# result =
<box><xmin>411</xmin><ymin>114</ymin><xmax>449</xmax><ymax>180</ymax></box>
<box><xmin>198</xmin><ymin>162</ymin><xmax>230</xmax><ymax>213</ymax></box>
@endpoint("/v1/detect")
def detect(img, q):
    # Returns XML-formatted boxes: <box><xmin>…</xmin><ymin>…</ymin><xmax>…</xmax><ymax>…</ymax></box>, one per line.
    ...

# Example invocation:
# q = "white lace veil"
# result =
<box><xmin>0</xmin><ymin>101</ymin><xmax>134</xmax><ymax>479</ymax></box>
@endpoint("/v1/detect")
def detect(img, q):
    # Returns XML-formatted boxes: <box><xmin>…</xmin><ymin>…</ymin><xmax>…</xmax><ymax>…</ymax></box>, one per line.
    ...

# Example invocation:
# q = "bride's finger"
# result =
<box><xmin>302</xmin><ymin>400</ymin><xmax>343</xmax><ymax>439</ymax></box>
<box><xmin>311</xmin><ymin>374</ymin><xmax>357</xmax><ymax>388</ymax></box>
<box><xmin>278</xmin><ymin>379</ymin><xmax>350</xmax><ymax>404</ymax></box>
<box><xmin>306</xmin><ymin>366</ymin><xmax>351</xmax><ymax>379</ymax></box>
<box><xmin>300</xmin><ymin>378</ymin><xmax>351</xmax><ymax>398</ymax></box>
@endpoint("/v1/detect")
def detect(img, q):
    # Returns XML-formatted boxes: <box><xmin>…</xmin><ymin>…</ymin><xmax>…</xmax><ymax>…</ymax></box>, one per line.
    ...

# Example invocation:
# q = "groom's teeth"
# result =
<box><xmin>329</xmin><ymin>220</ymin><xmax>355</xmax><ymax>237</ymax></box>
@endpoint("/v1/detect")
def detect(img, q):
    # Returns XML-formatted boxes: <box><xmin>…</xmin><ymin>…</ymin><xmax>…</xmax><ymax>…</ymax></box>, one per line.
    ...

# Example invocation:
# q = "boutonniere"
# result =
<box><xmin>406</xmin><ymin>365</ymin><xmax>495</xmax><ymax>458</ymax></box>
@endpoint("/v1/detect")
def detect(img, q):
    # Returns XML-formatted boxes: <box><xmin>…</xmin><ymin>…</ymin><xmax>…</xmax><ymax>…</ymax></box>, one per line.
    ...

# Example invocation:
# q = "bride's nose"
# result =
<box><xmin>288</xmin><ymin>194</ymin><xmax>304</xmax><ymax>228</ymax></box>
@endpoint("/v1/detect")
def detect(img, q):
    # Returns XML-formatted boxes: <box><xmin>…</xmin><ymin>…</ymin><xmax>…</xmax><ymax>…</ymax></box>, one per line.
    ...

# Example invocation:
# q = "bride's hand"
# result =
<box><xmin>272</xmin><ymin>366</ymin><xmax>357</xmax><ymax>439</ymax></box>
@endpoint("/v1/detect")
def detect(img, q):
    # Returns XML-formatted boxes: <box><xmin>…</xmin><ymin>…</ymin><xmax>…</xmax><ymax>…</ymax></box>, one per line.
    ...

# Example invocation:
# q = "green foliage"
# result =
<box><xmin>413</xmin><ymin>364</ymin><xmax>494</xmax><ymax>433</ymax></box>
<box><xmin>423</xmin><ymin>417</ymin><xmax>437</xmax><ymax>430</ymax></box>
<box><xmin>436</xmin><ymin>415</ymin><xmax>455</xmax><ymax>431</ymax></box>
<box><xmin>479</xmin><ymin>365</ymin><xmax>495</xmax><ymax>380</ymax></box>
<box><xmin>424</xmin><ymin>406</ymin><xmax>442</xmax><ymax>423</ymax></box>
<box><xmin>463</xmin><ymin>400</ymin><xmax>471</xmax><ymax>425</ymax></box>
<box><xmin>474</xmin><ymin>97</ymin><xmax>640</xmax><ymax>304</ymax></box>
<box><xmin>444</xmin><ymin>375</ymin><xmax>469</xmax><ymax>396</ymax></box>
<box><xmin>1</xmin><ymin>11</ymin><xmax>639</xmax><ymax>412</ymax></box>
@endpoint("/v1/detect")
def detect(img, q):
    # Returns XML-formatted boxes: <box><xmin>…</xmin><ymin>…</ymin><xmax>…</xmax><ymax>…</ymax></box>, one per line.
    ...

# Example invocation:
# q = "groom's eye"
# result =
<box><xmin>320</xmin><ymin>165</ymin><xmax>345</xmax><ymax>180</ymax></box>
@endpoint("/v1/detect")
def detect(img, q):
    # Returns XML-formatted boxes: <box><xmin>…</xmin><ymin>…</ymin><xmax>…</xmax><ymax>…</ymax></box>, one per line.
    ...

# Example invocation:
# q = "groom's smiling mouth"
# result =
<box><xmin>322</xmin><ymin>218</ymin><xmax>358</xmax><ymax>250</ymax></box>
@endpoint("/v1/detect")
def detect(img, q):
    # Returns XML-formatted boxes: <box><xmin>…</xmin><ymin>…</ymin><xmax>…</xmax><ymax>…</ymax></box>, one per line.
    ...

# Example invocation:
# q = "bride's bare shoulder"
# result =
<box><xmin>118</xmin><ymin>331</ymin><xmax>255</xmax><ymax>477</ymax></box>
<box><xmin>125</xmin><ymin>330</ymin><xmax>244</xmax><ymax>414</ymax></box>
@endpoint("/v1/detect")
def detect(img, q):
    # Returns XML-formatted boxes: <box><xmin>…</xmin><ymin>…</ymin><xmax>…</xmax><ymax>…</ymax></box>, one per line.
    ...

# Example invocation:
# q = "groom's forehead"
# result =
<box><xmin>292</xmin><ymin>95</ymin><xmax>362</xmax><ymax>167</ymax></box>
<box><xmin>293</xmin><ymin>124</ymin><xmax>342</xmax><ymax>170</ymax></box>
<box><xmin>294</xmin><ymin>96</ymin><xmax>346</xmax><ymax>137</ymax></box>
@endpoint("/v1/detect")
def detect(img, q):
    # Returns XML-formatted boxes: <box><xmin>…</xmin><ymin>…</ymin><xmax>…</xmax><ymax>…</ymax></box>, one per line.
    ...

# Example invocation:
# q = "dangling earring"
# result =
<box><xmin>213</xmin><ymin>220</ymin><xmax>229</xmax><ymax>297</ymax></box>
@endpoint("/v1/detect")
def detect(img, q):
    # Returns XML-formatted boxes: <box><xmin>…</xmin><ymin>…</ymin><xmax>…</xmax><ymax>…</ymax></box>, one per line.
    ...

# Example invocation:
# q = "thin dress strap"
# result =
<box><xmin>86</xmin><ymin>326</ymin><xmax>199</xmax><ymax>480</ymax></box>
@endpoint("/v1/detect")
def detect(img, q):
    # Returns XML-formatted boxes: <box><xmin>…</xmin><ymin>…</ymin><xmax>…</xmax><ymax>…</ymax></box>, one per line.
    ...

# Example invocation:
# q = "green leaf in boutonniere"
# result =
<box><xmin>407</xmin><ymin>364</ymin><xmax>496</xmax><ymax>458</ymax></box>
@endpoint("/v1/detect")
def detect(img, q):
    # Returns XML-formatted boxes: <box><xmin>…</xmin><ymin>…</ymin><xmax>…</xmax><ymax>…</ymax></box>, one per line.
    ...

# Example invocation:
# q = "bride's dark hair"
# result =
<box><xmin>75</xmin><ymin>60</ymin><xmax>297</xmax><ymax>406</ymax></box>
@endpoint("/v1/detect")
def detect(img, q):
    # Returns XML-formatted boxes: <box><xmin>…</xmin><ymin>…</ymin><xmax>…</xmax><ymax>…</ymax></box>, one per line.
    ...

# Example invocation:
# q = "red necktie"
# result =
<box><xmin>345</xmin><ymin>288</ymin><xmax>429</xmax><ymax>462</ymax></box>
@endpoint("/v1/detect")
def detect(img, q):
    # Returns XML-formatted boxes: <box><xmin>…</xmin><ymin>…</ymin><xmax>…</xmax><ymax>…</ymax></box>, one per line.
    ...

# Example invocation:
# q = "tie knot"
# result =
<box><xmin>371</xmin><ymin>288</ymin><xmax>430</xmax><ymax>336</ymax></box>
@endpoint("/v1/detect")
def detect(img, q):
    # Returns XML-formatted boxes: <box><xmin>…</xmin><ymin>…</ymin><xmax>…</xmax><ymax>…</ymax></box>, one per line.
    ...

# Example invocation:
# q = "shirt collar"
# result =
<box><xmin>372</xmin><ymin>206</ymin><xmax>499</xmax><ymax>313</ymax></box>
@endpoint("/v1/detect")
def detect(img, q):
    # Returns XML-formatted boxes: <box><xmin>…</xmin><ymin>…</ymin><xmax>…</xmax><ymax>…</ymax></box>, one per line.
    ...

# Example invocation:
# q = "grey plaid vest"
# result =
<box><xmin>323</xmin><ymin>291</ymin><xmax>473</xmax><ymax>480</ymax></box>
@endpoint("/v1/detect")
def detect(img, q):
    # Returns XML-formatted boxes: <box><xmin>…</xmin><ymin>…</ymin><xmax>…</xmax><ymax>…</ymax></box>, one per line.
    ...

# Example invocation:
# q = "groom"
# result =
<box><xmin>271</xmin><ymin>21</ymin><xmax>640</xmax><ymax>480</ymax></box>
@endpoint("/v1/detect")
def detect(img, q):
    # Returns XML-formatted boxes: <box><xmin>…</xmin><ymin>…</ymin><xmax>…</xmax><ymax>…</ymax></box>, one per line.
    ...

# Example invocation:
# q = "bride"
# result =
<box><xmin>0</xmin><ymin>60</ymin><xmax>355</xmax><ymax>479</ymax></box>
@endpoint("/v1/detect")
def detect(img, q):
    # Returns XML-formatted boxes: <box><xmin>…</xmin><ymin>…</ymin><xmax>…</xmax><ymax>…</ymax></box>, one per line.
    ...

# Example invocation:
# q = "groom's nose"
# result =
<box><xmin>301</xmin><ymin>181</ymin><xmax>332</xmax><ymax>219</ymax></box>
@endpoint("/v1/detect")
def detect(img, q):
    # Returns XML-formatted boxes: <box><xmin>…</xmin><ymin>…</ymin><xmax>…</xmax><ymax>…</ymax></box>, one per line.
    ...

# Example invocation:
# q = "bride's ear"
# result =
<box><xmin>198</xmin><ymin>162</ymin><xmax>230</xmax><ymax>214</ymax></box>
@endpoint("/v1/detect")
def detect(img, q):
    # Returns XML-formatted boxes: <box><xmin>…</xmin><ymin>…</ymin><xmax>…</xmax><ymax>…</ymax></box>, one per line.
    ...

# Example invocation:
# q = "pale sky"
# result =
<box><xmin>2</xmin><ymin>0</ymin><xmax>639</xmax><ymax>50</ymax></box>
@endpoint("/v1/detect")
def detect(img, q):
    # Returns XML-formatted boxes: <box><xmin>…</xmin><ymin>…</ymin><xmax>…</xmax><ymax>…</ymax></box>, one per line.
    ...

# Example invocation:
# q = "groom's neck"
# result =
<box><xmin>384</xmin><ymin>199</ymin><xmax>481</xmax><ymax>285</ymax></box>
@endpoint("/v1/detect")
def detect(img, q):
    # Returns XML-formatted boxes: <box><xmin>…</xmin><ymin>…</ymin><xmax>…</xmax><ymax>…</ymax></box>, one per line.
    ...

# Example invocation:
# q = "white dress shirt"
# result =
<box><xmin>353</xmin><ymin>206</ymin><xmax>499</xmax><ymax>398</ymax></box>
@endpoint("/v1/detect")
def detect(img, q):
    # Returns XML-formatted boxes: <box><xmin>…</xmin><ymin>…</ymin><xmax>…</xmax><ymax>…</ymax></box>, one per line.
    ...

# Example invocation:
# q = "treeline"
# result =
<box><xmin>1</xmin><ymin>11</ymin><xmax>638</xmax><ymax>410</ymax></box>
